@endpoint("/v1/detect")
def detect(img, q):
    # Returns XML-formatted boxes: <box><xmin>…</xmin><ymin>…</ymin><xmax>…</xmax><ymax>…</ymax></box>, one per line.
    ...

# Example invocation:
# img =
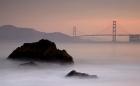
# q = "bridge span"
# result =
<box><xmin>78</xmin><ymin>34</ymin><xmax>131</xmax><ymax>37</ymax></box>
<box><xmin>73</xmin><ymin>21</ymin><xmax>140</xmax><ymax>42</ymax></box>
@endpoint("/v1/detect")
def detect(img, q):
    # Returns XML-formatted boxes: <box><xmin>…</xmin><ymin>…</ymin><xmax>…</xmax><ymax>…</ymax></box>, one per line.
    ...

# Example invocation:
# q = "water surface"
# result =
<box><xmin>0</xmin><ymin>42</ymin><xmax>140</xmax><ymax>86</ymax></box>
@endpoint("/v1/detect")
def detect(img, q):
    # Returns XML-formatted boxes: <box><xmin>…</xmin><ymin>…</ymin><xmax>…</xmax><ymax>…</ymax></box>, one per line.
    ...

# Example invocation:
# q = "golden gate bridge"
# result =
<box><xmin>73</xmin><ymin>20</ymin><xmax>140</xmax><ymax>42</ymax></box>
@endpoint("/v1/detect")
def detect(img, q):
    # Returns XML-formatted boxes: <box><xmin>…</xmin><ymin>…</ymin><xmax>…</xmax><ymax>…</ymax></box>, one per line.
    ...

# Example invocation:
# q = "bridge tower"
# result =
<box><xmin>112</xmin><ymin>20</ymin><xmax>117</xmax><ymax>42</ymax></box>
<box><xmin>73</xmin><ymin>26</ymin><xmax>77</xmax><ymax>37</ymax></box>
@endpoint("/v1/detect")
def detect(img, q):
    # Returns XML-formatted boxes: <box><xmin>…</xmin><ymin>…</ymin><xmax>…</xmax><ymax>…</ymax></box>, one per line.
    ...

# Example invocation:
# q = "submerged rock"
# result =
<box><xmin>8</xmin><ymin>39</ymin><xmax>74</xmax><ymax>64</ymax></box>
<box><xmin>20</xmin><ymin>61</ymin><xmax>37</xmax><ymax>66</ymax></box>
<box><xmin>66</xmin><ymin>70</ymin><xmax>98</xmax><ymax>78</ymax></box>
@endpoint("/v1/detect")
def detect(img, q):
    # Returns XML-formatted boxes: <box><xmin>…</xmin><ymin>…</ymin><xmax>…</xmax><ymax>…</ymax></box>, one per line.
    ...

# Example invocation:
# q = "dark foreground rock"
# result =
<box><xmin>66</xmin><ymin>70</ymin><xmax>98</xmax><ymax>78</ymax></box>
<box><xmin>8</xmin><ymin>39</ymin><xmax>74</xmax><ymax>64</ymax></box>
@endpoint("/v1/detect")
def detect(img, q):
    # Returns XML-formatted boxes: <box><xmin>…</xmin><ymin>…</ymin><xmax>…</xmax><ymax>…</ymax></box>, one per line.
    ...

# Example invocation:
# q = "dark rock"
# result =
<box><xmin>8</xmin><ymin>39</ymin><xmax>74</xmax><ymax>64</ymax></box>
<box><xmin>66</xmin><ymin>70</ymin><xmax>98</xmax><ymax>78</ymax></box>
<box><xmin>20</xmin><ymin>61</ymin><xmax>37</xmax><ymax>66</ymax></box>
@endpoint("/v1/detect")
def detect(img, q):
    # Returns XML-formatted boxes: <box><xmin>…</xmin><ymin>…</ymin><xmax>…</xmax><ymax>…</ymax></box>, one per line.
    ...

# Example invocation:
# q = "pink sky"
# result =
<box><xmin>0</xmin><ymin>0</ymin><xmax>140</xmax><ymax>35</ymax></box>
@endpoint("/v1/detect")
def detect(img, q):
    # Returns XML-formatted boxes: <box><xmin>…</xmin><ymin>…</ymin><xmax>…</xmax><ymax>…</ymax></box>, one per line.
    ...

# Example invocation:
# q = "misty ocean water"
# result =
<box><xmin>0</xmin><ymin>42</ymin><xmax>140</xmax><ymax>86</ymax></box>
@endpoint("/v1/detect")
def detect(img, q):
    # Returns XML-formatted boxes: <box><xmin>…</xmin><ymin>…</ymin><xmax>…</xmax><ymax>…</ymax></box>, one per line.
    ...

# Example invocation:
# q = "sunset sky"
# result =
<box><xmin>0</xmin><ymin>0</ymin><xmax>140</xmax><ymax>35</ymax></box>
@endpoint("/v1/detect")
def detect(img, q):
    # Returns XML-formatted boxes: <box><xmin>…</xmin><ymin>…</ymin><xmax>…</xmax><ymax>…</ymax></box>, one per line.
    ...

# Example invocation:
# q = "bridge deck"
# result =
<box><xmin>78</xmin><ymin>34</ymin><xmax>140</xmax><ymax>37</ymax></box>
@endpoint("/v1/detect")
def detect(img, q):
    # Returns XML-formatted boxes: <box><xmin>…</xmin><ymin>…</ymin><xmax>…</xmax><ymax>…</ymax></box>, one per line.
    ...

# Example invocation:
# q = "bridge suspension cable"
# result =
<box><xmin>72</xmin><ymin>20</ymin><xmax>138</xmax><ymax>42</ymax></box>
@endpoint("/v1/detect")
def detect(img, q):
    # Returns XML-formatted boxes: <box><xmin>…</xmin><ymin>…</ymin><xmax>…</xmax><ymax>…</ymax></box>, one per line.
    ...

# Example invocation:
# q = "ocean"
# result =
<box><xmin>0</xmin><ymin>42</ymin><xmax>140</xmax><ymax>86</ymax></box>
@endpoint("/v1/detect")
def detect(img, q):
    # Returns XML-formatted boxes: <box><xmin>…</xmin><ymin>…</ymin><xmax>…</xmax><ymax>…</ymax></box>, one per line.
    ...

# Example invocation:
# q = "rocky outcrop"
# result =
<box><xmin>66</xmin><ymin>70</ymin><xmax>98</xmax><ymax>78</ymax></box>
<box><xmin>8</xmin><ymin>39</ymin><xmax>74</xmax><ymax>64</ymax></box>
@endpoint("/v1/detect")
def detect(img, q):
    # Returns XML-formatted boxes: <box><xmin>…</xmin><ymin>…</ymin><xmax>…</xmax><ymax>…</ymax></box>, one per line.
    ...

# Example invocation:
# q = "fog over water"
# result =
<box><xmin>0</xmin><ymin>42</ymin><xmax>140</xmax><ymax>86</ymax></box>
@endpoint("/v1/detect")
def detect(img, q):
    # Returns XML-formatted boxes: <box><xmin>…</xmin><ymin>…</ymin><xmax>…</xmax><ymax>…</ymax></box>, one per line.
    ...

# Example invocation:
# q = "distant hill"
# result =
<box><xmin>0</xmin><ymin>25</ymin><xmax>92</xmax><ymax>43</ymax></box>
<box><xmin>0</xmin><ymin>25</ymin><xmax>45</xmax><ymax>42</ymax></box>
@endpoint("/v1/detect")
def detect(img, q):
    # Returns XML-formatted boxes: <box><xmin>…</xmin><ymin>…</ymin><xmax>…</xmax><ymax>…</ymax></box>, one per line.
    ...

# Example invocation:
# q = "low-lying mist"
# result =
<box><xmin>0</xmin><ymin>42</ymin><xmax>140</xmax><ymax>86</ymax></box>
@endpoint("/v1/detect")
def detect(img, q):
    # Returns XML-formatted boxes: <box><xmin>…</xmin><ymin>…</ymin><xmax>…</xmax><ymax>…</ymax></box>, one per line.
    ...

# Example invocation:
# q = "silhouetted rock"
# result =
<box><xmin>8</xmin><ymin>39</ymin><xmax>74</xmax><ymax>64</ymax></box>
<box><xmin>66</xmin><ymin>70</ymin><xmax>98</xmax><ymax>78</ymax></box>
<box><xmin>20</xmin><ymin>61</ymin><xmax>37</xmax><ymax>66</ymax></box>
